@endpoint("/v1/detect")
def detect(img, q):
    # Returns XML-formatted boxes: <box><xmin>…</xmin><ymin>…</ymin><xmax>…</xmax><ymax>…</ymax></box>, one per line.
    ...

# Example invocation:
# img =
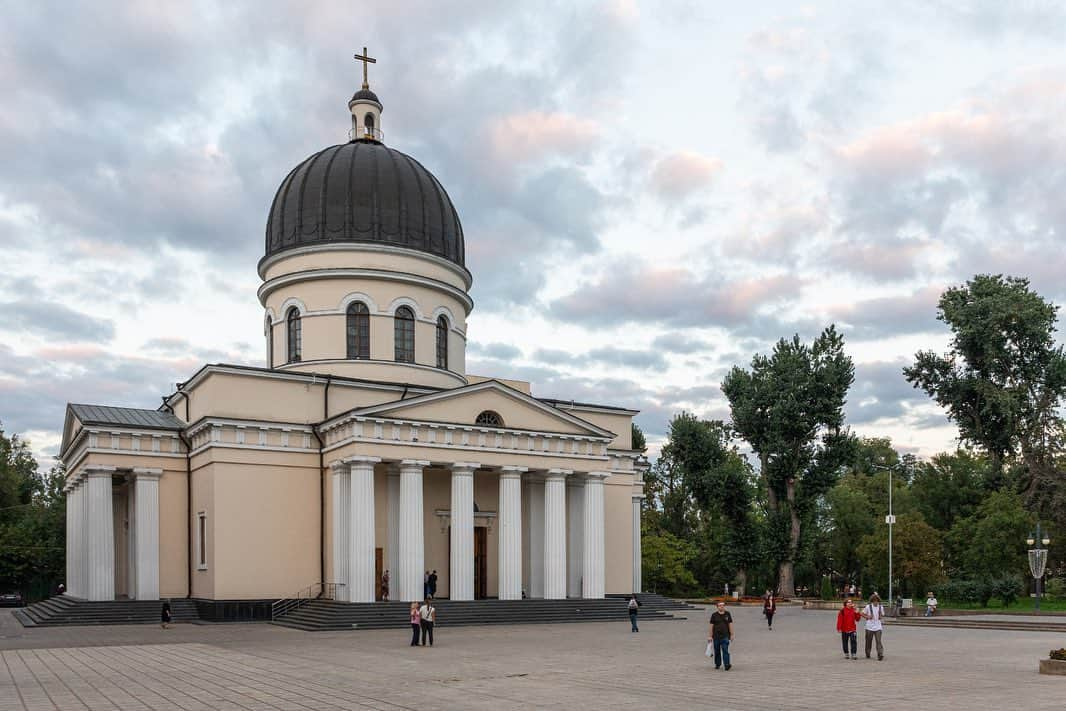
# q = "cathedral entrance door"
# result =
<box><xmin>474</xmin><ymin>527</ymin><xmax>487</xmax><ymax>599</ymax></box>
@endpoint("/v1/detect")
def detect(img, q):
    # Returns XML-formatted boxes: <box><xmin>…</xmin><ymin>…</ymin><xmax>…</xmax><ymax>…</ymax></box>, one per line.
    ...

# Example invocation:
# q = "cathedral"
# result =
<box><xmin>58</xmin><ymin>54</ymin><xmax>646</xmax><ymax>616</ymax></box>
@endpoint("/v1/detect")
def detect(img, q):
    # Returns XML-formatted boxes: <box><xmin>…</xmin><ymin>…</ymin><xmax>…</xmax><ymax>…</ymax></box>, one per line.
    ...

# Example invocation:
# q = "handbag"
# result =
<box><xmin>705</xmin><ymin>641</ymin><xmax>713</xmax><ymax>658</ymax></box>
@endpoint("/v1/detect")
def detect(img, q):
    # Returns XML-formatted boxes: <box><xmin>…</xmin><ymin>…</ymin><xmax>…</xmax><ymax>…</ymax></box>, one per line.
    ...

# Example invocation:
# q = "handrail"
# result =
<box><xmin>271</xmin><ymin>582</ymin><xmax>342</xmax><ymax>620</ymax></box>
<box><xmin>348</xmin><ymin>126</ymin><xmax>383</xmax><ymax>142</ymax></box>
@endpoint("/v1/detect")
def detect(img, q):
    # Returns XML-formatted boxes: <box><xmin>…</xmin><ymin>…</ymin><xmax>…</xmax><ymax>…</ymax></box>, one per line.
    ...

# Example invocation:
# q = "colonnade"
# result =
<box><xmin>64</xmin><ymin>465</ymin><xmax>162</xmax><ymax>601</ymax></box>
<box><xmin>330</xmin><ymin>458</ymin><xmax>609</xmax><ymax>602</ymax></box>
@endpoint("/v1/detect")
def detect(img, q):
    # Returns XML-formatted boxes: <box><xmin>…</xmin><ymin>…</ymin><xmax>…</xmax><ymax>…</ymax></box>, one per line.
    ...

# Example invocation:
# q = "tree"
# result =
<box><xmin>904</xmin><ymin>275</ymin><xmax>1066</xmax><ymax>497</ymax></box>
<box><xmin>641</xmin><ymin>524</ymin><xmax>699</xmax><ymax>595</ymax></box>
<box><xmin>631</xmin><ymin>423</ymin><xmax>647</xmax><ymax>453</ymax></box>
<box><xmin>661</xmin><ymin>413</ymin><xmax>761</xmax><ymax>594</ymax></box>
<box><xmin>722</xmin><ymin>325</ymin><xmax>856</xmax><ymax>596</ymax></box>
<box><xmin>857</xmin><ymin>513</ymin><xmax>944</xmax><ymax>597</ymax></box>
<box><xmin>945</xmin><ymin>490</ymin><xmax>1032</xmax><ymax>581</ymax></box>
<box><xmin>910</xmin><ymin>450</ymin><xmax>992</xmax><ymax>531</ymax></box>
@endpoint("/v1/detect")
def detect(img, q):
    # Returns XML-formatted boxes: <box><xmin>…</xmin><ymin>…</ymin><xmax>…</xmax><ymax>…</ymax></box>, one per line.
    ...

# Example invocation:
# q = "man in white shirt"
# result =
<box><xmin>418</xmin><ymin>600</ymin><xmax>436</xmax><ymax>646</ymax></box>
<box><xmin>925</xmin><ymin>592</ymin><xmax>938</xmax><ymax>617</ymax></box>
<box><xmin>861</xmin><ymin>593</ymin><xmax>885</xmax><ymax>660</ymax></box>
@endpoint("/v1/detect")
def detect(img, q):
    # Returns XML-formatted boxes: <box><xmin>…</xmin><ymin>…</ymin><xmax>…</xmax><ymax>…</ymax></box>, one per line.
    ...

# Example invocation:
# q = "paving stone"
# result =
<box><xmin>2</xmin><ymin>606</ymin><xmax>1064</xmax><ymax>710</ymax></box>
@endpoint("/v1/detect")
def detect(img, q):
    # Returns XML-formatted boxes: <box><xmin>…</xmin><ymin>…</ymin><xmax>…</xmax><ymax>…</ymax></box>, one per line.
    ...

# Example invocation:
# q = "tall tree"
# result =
<box><xmin>904</xmin><ymin>275</ymin><xmax>1066</xmax><ymax>502</ymax></box>
<box><xmin>722</xmin><ymin>325</ymin><xmax>856</xmax><ymax>596</ymax></box>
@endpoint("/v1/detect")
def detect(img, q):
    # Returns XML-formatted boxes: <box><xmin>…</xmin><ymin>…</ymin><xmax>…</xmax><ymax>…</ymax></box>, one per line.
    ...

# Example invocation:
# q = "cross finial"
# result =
<box><xmin>353</xmin><ymin>47</ymin><xmax>376</xmax><ymax>90</ymax></box>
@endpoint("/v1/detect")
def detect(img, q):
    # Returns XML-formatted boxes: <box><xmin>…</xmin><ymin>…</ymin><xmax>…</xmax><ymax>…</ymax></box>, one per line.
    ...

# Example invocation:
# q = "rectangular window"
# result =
<box><xmin>196</xmin><ymin>511</ymin><xmax>208</xmax><ymax>570</ymax></box>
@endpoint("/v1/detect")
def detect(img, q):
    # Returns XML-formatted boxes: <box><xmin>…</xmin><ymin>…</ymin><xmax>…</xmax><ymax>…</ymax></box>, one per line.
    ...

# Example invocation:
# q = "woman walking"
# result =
<box><xmin>409</xmin><ymin>602</ymin><xmax>421</xmax><ymax>646</ymax></box>
<box><xmin>160</xmin><ymin>601</ymin><xmax>172</xmax><ymax>630</ymax></box>
<box><xmin>836</xmin><ymin>598</ymin><xmax>861</xmax><ymax>659</ymax></box>
<box><xmin>763</xmin><ymin>590</ymin><xmax>776</xmax><ymax>630</ymax></box>
<box><xmin>861</xmin><ymin>593</ymin><xmax>886</xmax><ymax>660</ymax></box>
<box><xmin>628</xmin><ymin>594</ymin><xmax>641</xmax><ymax>632</ymax></box>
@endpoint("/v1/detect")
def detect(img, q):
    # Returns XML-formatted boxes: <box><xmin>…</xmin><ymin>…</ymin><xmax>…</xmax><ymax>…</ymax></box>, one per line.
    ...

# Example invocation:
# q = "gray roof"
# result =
<box><xmin>68</xmin><ymin>404</ymin><xmax>185</xmax><ymax>430</ymax></box>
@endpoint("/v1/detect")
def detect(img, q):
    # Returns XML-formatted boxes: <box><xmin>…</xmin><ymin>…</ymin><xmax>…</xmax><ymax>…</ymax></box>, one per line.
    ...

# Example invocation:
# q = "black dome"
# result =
<box><xmin>264</xmin><ymin>141</ymin><xmax>465</xmax><ymax>267</ymax></box>
<box><xmin>351</xmin><ymin>88</ymin><xmax>381</xmax><ymax>105</ymax></box>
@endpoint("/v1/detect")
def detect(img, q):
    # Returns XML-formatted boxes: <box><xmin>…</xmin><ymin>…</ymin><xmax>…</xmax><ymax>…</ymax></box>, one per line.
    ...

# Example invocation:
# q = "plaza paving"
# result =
<box><xmin>1</xmin><ymin>604</ymin><xmax>1063</xmax><ymax>710</ymax></box>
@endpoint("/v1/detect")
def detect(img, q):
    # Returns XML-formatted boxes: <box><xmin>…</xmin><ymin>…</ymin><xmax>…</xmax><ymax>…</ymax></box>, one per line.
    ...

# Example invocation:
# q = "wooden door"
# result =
<box><xmin>474</xmin><ymin>527</ymin><xmax>488</xmax><ymax>599</ymax></box>
<box><xmin>375</xmin><ymin>547</ymin><xmax>383</xmax><ymax>601</ymax></box>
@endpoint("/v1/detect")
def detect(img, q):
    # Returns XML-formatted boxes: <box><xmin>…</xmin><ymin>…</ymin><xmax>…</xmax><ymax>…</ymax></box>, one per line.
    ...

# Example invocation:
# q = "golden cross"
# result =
<box><xmin>353</xmin><ymin>46</ymin><xmax>377</xmax><ymax>89</ymax></box>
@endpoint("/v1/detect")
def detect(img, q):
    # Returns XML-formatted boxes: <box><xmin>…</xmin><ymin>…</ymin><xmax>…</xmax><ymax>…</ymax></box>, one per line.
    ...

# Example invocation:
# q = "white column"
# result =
<box><xmin>543</xmin><ymin>469</ymin><xmax>570</xmax><ymax>600</ymax></box>
<box><xmin>526</xmin><ymin>477</ymin><xmax>544</xmax><ymax>598</ymax></box>
<box><xmin>64</xmin><ymin>482</ymin><xmax>74</xmax><ymax>596</ymax></box>
<box><xmin>582</xmin><ymin>472</ymin><xmax>609</xmax><ymax>598</ymax></box>
<box><xmin>86</xmin><ymin>466</ymin><xmax>116</xmax><ymax>601</ymax></box>
<box><xmin>330</xmin><ymin>461</ymin><xmax>350</xmax><ymax>601</ymax></box>
<box><xmin>498</xmin><ymin>467</ymin><xmax>525</xmax><ymax>600</ymax></box>
<box><xmin>132</xmin><ymin>468</ymin><xmax>161</xmax><ymax>600</ymax></box>
<box><xmin>387</xmin><ymin>464</ymin><xmax>400</xmax><ymax>591</ymax></box>
<box><xmin>449</xmin><ymin>462</ymin><xmax>479</xmax><ymax>601</ymax></box>
<box><xmin>399</xmin><ymin>459</ymin><xmax>429</xmax><ymax>601</ymax></box>
<box><xmin>79</xmin><ymin>477</ymin><xmax>89</xmax><ymax>598</ymax></box>
<box><xmin>128</xmin><ymin>481</ymin><xmax>138</xmax><ymax>598</ymax></box>
<box><xmin>347</xmin><ymin>456</ymin><xmax>380</xmax><ymax>603</ymax></box>
<box><xmin>567</xmin><ymin>478</ymin><xmax>585</xmax><ymax>598</ymax></box>
<box><xmin>632</xmin><ymin>494</ymin><xmax>644</xmax><ymax>593</ymax></box>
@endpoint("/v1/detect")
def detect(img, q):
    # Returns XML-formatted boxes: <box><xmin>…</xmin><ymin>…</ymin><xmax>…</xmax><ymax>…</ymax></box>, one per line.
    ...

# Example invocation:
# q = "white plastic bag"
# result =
<box><xmin>705</xmin><ymin>641</ymin><xmax>713</xmax><ymax>658</ymax></box>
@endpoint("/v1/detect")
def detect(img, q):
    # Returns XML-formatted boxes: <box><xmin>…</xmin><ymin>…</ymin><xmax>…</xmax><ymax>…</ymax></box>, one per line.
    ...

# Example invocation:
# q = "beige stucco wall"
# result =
<box><xmin>190</xmin><ymin>461</ymin><xmax>215</xmax><ymax>599</ymax></box>
<box><xmin>380</xmin><ymin>390</ymin><xmax>595</xmax><ymax>436</ymax></box>
<box><xmin>554</xmin><ymin>409</ymin><xmax>632</xmax><ymax>450</ymax></box>
<box><xmin>261</xmin><ymin>246</ymin><xmax>471</xmax><ymax>293</ymax></box>
<box><xmin>604</xmin><ymin>475</ymin><xmax>635</xmax><ymax>594</ymax></box>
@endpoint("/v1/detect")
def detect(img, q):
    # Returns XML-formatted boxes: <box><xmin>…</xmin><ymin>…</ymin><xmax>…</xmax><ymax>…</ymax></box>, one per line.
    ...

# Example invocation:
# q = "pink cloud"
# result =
<box><xmin>649</xmin><ymin>151</ymin><xmax>723</xmax><ymax>199</ymax></box>
<box><xmin>487</xmin><ymin>111</ymin><xmax>600</xmax><ymax>164</ymax></box>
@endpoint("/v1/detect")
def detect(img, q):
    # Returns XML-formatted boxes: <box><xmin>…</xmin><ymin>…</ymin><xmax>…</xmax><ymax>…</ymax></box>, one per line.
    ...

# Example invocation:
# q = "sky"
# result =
<box><xmin>2</xmin><ymin>0</ymin><xmax>1065</xmax><ymax>468</ymax></box>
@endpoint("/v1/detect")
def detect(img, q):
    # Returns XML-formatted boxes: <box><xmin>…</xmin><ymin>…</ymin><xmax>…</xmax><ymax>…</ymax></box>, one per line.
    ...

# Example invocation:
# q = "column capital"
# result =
<box><xmin>330</xmin><ymin>459</ymin><xmax>349</xmax><ymax>474</ymax></box>
<box><xmin>399</xmin><ymin>459</ymin><xmax>430</xmax><ymax>473</ymax></box>
<box><xmin>632</xmin><ymin>493</ymin><xmax>647</xmax><ymax>501</ymax></box>
<box><xmin>132</xmin><ymin>467</ymin><xmax>163</xmax><ymax>480</ymax></box>
<box><xmin>566</xmin><ymin>476</ymin><xmax>586</xmax><ymax>488</ymax></box>
<box><xmin>500</xmin><ymin>465</ymin><xmax>527</xmax><ymax>480</ymax></box>
<box><xmin>450</xmin><ymin>462</ymin><xmax>480</xmax><ymax>475</ymax></box>
<box><xmin>84</xmin><ymin>465</ymin><xmax>117</xmax><ymax>479</ymax></box>
<box><xmin>545</xmin><ymin>468</ymin><xmax>572</xmax><ymax>481</ymax></box>
<box><xmin>343</xmin><ymin>455</ymin><xmax>382</xmax><ymax>467</ymax></box>
<box><xmin>585</xmin><ymin>471</ymin><xmax>611</xmax><ymax>481</ymax></box>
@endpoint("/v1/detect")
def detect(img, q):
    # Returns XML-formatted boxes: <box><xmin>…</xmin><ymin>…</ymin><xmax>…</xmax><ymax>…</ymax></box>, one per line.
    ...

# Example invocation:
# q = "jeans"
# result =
<box><xmin>421</xmin><ymin>620</ymin><xmax>434</xmax><ymax>646</ymax></box>
<box><xmin>630</xmin><ymin>612</ymin><xmax>639</xmax><ymax>632</ymax></box>
<box><xmin>841</xmin><ymin>631</ymin><xmax>856</xmax><ymax>655</ymax></box>
<box><xmin>765</xmin><ymin>611</ymin><xmax>774</xmax><ymax>628</ymax></box>
<box><xmin>713</xmin><ymin>638</ymin><xmax>731</xmax><ymax>668</ymax></box>
<box><xmin>865</xmin><ymin>629</ymin><xmax>883</xmax><ymax>658</ymax></box>
<box><xmin>410</xmin><ymin>623</ymin><xmax>420</xmax><ymax>646</ymax></box>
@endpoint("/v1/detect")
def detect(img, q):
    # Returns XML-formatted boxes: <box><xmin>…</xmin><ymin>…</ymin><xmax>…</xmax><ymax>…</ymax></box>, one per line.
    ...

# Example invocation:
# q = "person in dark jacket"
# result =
<box><xmin>763</xmin><ymin>590</ymin><xmax>777</xmax><ymax>629</ymax></box>
<box><xmin>628</xmin><ymin>594</ymin><xmax>641</xmax><ymax>632</ymax></box>
<box><xmin>161</xmin><ymin>601</ymin><xmax>172</xmax><ymax>630</ymax></box>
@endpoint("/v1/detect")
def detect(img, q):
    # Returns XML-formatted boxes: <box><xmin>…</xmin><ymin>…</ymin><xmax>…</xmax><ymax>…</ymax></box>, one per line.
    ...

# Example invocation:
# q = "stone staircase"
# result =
<box><xmin>272</xmin><ymin>592</ymin><xmax>694</xmax><ymax>632</ymax></box>
<box><xmin>888</xmin><ymin>617</ymin><xmax>1066</xmax><ymax>634</ymax></box>
<box><xmin>14</xmin><ymin>596</ymin><xmax>201</xmax><ymax>627</ymax></box>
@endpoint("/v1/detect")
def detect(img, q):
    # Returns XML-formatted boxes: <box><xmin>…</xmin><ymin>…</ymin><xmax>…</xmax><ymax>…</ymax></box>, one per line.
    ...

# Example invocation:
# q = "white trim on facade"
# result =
<box><xmin>338</xmin><ymin>291</ymin><xmax>379</xmax><ymax>313</ymax></box>
<box><xmin>258</xmin><ymin>268</ymin><xmax>474</xmax><ymax>316</ymax></box>
<box><xmin>256</xmin><ymin>242</ymin><xmax>474</xmax><ymax>290</ymax></box>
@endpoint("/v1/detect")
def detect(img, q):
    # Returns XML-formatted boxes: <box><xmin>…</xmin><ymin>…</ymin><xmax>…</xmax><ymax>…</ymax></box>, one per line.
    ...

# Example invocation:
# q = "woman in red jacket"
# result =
<box><xmin>836</xmin><ymin>599</ymin><xmax>862</xmax><ymax>660</ymax></box>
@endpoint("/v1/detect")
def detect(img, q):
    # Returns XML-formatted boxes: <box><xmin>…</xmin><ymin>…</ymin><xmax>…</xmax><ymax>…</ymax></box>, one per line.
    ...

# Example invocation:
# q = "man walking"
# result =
<box><xmin>861</xmin><ymin>593</ymin><xmax>886</xmax><ymax>660</ymax></box>
<box><xmin>708</xmin><ymin>601</ymin><xmax>734</xmax><ymax>670</ymax></box>
<box><xmin>419</xmin><ymin>598</ymin><xmax>436</xmax><ymax>646</ymax></box>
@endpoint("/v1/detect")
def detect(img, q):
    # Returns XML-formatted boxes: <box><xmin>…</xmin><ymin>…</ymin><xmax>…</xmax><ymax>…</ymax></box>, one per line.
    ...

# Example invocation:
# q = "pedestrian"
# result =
<box><xmin>161</xmin><ymin>600</ymin><xmax>172</xmax><ymax>630</ymax></box>
<box><xmin>381</xmin><ymin>570</ymin><xmax>390</xmax><ymax>601</ymax></box>
<box><xmin>707</xmin><ymin>601</ymin><xmax>734</xmax><ymax>670</ymax></box>
<box><xmin>763</xmin><ymin>590</ymin><xmax>776</xmax><ymax>630</ymax></box>
<box><xmin>419</xmin><ymin>598</ymin><xmax>436</xmax><ymax>646</ymax></box>
<box><xmin>424</xmin><ymin>571</ymin><xmax>430</xmax><ymax>599</ymax></box>
<box><xmin>924</xmin><ymin>591</ymin><xmax>938</xmax><ymax>617</ymax></box>
<box><xmin>836</xmin><ymin>598</ymin><xmax>861</xmax><ymax>659</ymax></box>
<box><xmin>409</xmin><ymin>602</ymin><xmax>421</xmax><ymax>646</ymax></box>
<box><xmin>56</xmin><ymin>582</ymin><xmax>65</xmax><ymax>596</ymax></box>
<box><xmin>628</xmin><ymin>594</ymin><xmax>641</xmax><ymax>632</ymax></box>
<box><xmin>861</xmin><ymin>593</ymin><xmax>886</xmax><ymax>660</ymax></box>
<box><xmin>848</xmin><ymin>583</ymin><xmax>856</xmax><ymax>598</ymax></box>
<box><xmin>429</xmin><ymin>570</ymin><xmax>438</xmax><ymax>600</ymax></box>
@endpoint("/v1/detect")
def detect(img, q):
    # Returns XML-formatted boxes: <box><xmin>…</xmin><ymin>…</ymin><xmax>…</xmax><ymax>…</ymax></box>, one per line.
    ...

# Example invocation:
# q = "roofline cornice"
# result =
<box><xmin>257</xmin><ymin>267</ymin><xmax>474</xmax><ymax>315</ymax></box>
<box><xmin>256</xmin><ymin>243</ymin><xmax>474</xmax><ymax>290</ymax></box>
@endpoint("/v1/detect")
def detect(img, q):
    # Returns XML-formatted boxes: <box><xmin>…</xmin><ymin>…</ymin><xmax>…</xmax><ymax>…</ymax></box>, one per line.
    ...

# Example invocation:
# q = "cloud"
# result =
<box><xmin>648</xmin><ymin>152</ymin><xmax>722</xmax><ymax>199</ymax></box>
<box><xmin>488</xmin><ymin>111</ymin><xmax>600</xmax><ymax>165</ymax></box>
<box><xmin>651</xmin><ymin>332</ymin><xmax>713</xmax><ymax>355</ymax></box>
<box><xmin>0</xmin><ymin>300</ymin><xmax>115</xmax><ymax>342</ymax></box>
<box><xmin>468</xmin><ymin>341</ymin><xmax>523</xmax><ymax>360</ymax></box>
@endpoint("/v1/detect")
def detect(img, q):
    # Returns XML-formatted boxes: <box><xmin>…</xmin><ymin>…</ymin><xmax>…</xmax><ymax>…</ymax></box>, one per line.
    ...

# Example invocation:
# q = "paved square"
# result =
<box><xmin>1</xmin><ymin>605</ymin><xmax>1063</xmax><ymax>710</ymax></box>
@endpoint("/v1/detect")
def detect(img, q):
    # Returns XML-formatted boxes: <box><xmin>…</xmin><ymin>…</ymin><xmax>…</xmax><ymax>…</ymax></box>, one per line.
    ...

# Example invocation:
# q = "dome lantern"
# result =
<box><xmin>349</xmin><ymin>47</ymin><xmax>383</xmax><ymax>142</ymax></box>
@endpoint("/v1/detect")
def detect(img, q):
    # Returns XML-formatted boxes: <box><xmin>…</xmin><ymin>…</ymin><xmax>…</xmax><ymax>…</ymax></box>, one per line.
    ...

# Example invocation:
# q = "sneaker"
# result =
<box><xmin>725</xmin><ymin>664</ymin><xmax>731</xmax><ymax>670</ymax></box>
<box><xmin>715</xmin><ymin>666</ymin><xmax>721</xmax><ymax>670</ymax></box>
<box><xmin>878</xmin><ymin>656</ymin><xmax>884</xmax><ymax>661</ymax></box>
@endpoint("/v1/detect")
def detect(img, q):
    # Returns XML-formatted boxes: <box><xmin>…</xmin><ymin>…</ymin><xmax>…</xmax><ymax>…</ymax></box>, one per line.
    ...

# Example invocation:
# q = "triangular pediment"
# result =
<box><xmin>351</xmin><ymin>380</ymin><xmax>615</xmax><ymax>438</ymax></box>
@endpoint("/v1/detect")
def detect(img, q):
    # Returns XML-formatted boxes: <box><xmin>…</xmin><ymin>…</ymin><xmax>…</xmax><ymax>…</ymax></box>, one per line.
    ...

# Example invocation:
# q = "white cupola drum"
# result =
<box><xmin>350</xmin><ymin>47</ymin><xmax>383</xmax><ymax>142</ymax></box>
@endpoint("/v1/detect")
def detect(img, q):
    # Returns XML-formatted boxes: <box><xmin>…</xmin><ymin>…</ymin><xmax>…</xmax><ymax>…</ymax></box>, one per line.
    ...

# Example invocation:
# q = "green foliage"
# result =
<box><xmin>1046</xmin><ymin>577</ymin><xmax>1066</xmax><ymax>600</ymax></box>
<box><xmin>911</xmin><ymin>450</ymin><xmax>993</xmax><ymax>531</ymax></box>
<box><xmin>857</xmin><ymin>513</ymin><xmax>945</xmax><ymax>597</ymax></box>
<box><xmin>939</xmin><ymin>576</ymin><xmax>1024</xmax><ymax>608</ymax></box>
<box><xmin>945</xmin><ymin>491</ymin><xmax>1032</xmax><ymax>580</ymax></box>
<box><xmin>641</xmin><ymin>525</ymin><xmax>699</xmax><ymax>595</ymax></box>
<box><xmin>722</xmin><ymin>325</ymin><xmax>856</xmax><ymax>595</ymax></box>
<box><xmin>820</xmin><ymin>576</ymin><xmax>835</xmax><ymax>601</ymax></box>
<box><xmin>631</xmin><ymin>423</ymin><xmax>647</xmax><ymax>453</ymax></box>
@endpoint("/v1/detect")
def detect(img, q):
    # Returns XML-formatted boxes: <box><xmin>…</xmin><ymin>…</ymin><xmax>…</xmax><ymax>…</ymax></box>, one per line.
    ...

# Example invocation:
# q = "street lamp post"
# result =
<box><xmin>871</xmin><ymin>464</ymin><xmax>896</xmax><ymax>612</ymax></box>
<box><xmin>1026</xmin><ymin>523</ymin><xmax>1051</xmax><ymax>612</ymax></box>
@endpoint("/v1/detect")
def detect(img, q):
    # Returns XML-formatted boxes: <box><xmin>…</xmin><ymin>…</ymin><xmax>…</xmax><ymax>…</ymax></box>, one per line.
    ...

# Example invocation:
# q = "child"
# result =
<box><xmin>836</xmin><ymin>599</ymin><xmax>861</xmax><ymax>659</ymax></box>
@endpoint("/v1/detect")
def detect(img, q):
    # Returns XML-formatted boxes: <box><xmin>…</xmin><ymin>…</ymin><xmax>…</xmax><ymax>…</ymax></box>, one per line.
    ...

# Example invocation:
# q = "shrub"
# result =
<box><xmin>989</xmin><ymin>575</ymin><xmax>1023</xmax><ymax>607</ymax></box>
<box><xmin>1050</xmin><ymin>648</ymin><xmax>1066</xmax><ymax>661</ymax></box>
<box><xmin>1045</xmin><ymin>577</ymin><xmax>1065</xmax><ymax>600</ymax></box>
<box><xmin>820</xmin><ymin>576</ymin><xmax>835</xmax><ymax>601</ymax></box>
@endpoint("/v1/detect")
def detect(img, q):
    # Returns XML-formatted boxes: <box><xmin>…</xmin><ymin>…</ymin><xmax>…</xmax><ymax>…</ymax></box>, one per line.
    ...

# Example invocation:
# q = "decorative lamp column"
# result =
<box><xmin>399</xmin><ymin>459</ymin><xmax>429</xmax><ymax>601</ymax></box>
<box><xmin>387</xmin><ymin>464</ymin><xmax>401</xmax><ymax>593</ymax></box>
<box><xmin>566</xmin><ymin>477</ymin><xmax>585</xmax><ymax>598</ymax></box>
<box><xmin>543</xmin><ymin>469</ymin><xmax>570</xmax><ymax>600</ymax></box>
<box><xmin>85</xmin><ymin>466</ymin><xmax>116</xmax><ymax>601</ymax></box>
<box><xmin>1027</xmin><ymin>523</ymin><xmax>1051</xmax><ymax>612</ymax></box>
<box><xmin>330</xmin><ymin>460</ymin><xmax>351</xmax><ymax>601</ymax></box>
<box><xmin>449</xmin><ymin>463</ymin><xmax>479</xmax><ymax>601</ymax></box>
<box><xmin>526</xmin><ymin>476</ymin><xmax>545</xmax><ymax>598</ymax></box>
<box><xmin>498</xmin><ymin>467</ymin><xmax>526</xmax><ymax>600</ymax></box>
<box><xmin>132</xmin><ymin>468</ymin><xmax>162</xmax><ymax>600</ymax></box>
<box><xmin>582</xmin><ymin>472</ymin><xmax>609</xmax><ymax>598</ymax></box>
<box><xmin>632</xmin><ymin>494</ymin><xmax>644</xmax><ymax>593</ymax></box>
<box><xmin>347</xmin><ymin>456</ymin><xmax>380</xmax><ymax>603</ymax></box>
